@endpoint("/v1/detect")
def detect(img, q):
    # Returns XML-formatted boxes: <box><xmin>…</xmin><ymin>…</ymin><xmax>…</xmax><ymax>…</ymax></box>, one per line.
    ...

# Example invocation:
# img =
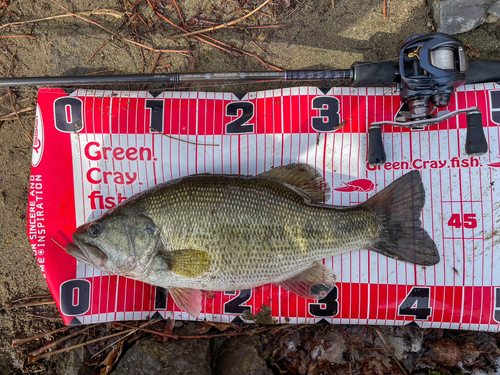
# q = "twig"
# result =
<box><xmin>0</xmin><ymin>106</ymin><xmax>35</xmax><ymax>121</ymax></box>
<box><xmin>150</xmin><ymin>7</ymin><xmax>239</xmax><ymax>57</ymax></box>
<box><xmin>230</xmin><ymin>8</ymin><xmax>272</xmax><ymax>19</ymax></box>
<box><xmin>150</xmin><ymin>52</ymin><xmax>161</xmax><ymax>74</ymax></box>
<box><xmin>113</xmin><ymin>322</ymin><xmax>272</xmax><ymax>339</ymax></box>
<box><xmin>5</xmin><ymin>301</ymin><xmax>54</xmax><ymax>310</ymax></box>
<box><xmin>6</xmin><ymin>294</ymin><xmax>52</xmax><ymax>306</ymax></box>
<box><xmin>383</xmin><ymin>0</ymin><xmax>387</xmax><ymax>19</ymax></box>
<box><xmin>229</xmin><ymin>24</ymin><xmax>288</xmax><ymax>30</ymax></box>
<box><xmin>0</xmin><ymin>9</ymin><xmax>126</xmax><ymax>30</ymax></box>
<box><xmin>113</xmin><ymin>322</ymin><xmax>180</xmax><ymax>339</ymax></box>
<box><xmin>85</xmin><ymin>69</ymin><xmax>116</xmax><ymax>76</ymax></box>
<box><xmin>27</xmin><ymin>314</ymin><xmax>64</xmax><ymax>321</ymax></box>
<box><xmin>0</xmin><ymin>35</ymin><xmax>37</xmax><ymax>40</ymax></box>
<box><xmin>5</xmin><ymin>49</ymin><xmax>16</xmax><ymax>77</ymax></box>
<box><xmin>150</xmin><ymin>127</ymin><xmax>219</xmax><ymax>147</ymax></box>
<box><xmin>196</xmin><ymin>34</ymin><xmax>240</xmax><ymax>56</ymax></box>
<box><xmin>49</xmin><ymin>1</ymin><xmax>188</xmax><ymax>54</ymax></box>
<box><xmin>286</xmin><ymin>0</ymin><xmax>306</xmax><ymax>18</ymax></box>
<box><xmin>167</xmin><ymin>0</ymin><xmax>272</xmax><ymax>41</ymax></box>
<box><xmin>29</xmin><ymin>329</ymin><xmax>135</xmax><ymax>363</ymax></box>
<box><xmin>12</xmin><ymin>326</ymin><xmax>70</xmax><ymax>347</ymax></box>
<box><xmin>86</xmin><ymin>20</ymin><xmax>132</xmax><ymax>63</ymax></box>
<box><xmin>197</xmin><ymin>33</ymin><xmax>281</xmax><ymax>70</ymax></box>
<box><xmin>9</xmin><ymin>94</ymin><xmax>33</xmax><ymax>143</ymax></box>
<box><xmin>251</xmin><ymin>40</ymin><xmax>265</xmax><ymax>54</ymax></box>
<box><xmin>372</xmin><ymin>327</ymin><xmax>401</xmax><ymax>337</ymax></box>
<box><xmin>0</xmin><ymin>92</ymin><xmax>11</xmax><ymax>103</ymax></box>
<box><xmin>92</xmin><ymin>320</ymin><xmax>158</xmax><ymax>358</ymax></box>
<box><xmin>331</xmin><ymin>0</ymin><xmax>335</xmax><ymax>8</ymax></box>
<box><xmin>374</xmin><ymin>329</ymin><xmax>407</xmax><ymax>375</ymax></box>
<box><xmin>172</xmin><ymin>0</ymin><xmax>186</xmax><ymax>29</ymax></box>
<box><xmin>29</xmin><ymin>325</ymin><xmax>94</xmax><ymax>357</ymax></box>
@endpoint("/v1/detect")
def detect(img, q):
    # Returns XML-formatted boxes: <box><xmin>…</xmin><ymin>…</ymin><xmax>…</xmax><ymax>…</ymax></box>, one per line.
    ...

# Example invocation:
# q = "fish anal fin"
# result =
<box><xmin>277</xmin><ymin>262</ymin><xmax>336</xmax><ymax>300</ymax></box>
<box><xmin>159</xmin><ymin>249</ymin><xmax>210</xmax><ymax>278</ymax></box>
<box><xmin>169</xmin><ymin>287</ymin><xmax>202</xmax><ymax>317</ymax></box>
<box><xmin>258</xmin><ymin>163</ymin><xmax>330</xmax><ymax>203</ymax></box>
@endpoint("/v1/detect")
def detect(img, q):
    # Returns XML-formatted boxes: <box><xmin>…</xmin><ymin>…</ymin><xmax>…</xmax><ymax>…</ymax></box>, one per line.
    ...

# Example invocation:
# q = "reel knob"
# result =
<box><xmin>368</xmin><ymin>127</ymin><xmax>386</xmax><ymax>165</ymax></box>
<box><xmin>465</xmin><ymin>111</ymin><xmax>488</xmax><ymax>156</ymax></box>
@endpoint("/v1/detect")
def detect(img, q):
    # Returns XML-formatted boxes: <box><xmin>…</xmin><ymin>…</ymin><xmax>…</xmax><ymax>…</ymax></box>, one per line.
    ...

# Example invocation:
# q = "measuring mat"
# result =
<box><xmin>28</xmin><ymin>84</ymin><xmax>500</xmax><ymax>329</ymax></box>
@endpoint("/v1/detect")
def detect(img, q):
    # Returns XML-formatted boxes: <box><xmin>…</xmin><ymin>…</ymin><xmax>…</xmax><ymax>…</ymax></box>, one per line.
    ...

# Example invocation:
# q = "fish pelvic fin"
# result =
<box><xmin>362</xmin><ymin>170</ymin><xmax>440</xmax><ymax>266</ymax></box>
<box><xmin>159</xmin><ymin>249</ymin><xmax>211</xmax><ymax>278</ymax></box>
<box><xmin>276</xmin><ymin>262</ymin><xmax>336</xmax><ymax>300</ymax></box>
<box><xmin>258</xmin><ymin>163</ymin><xmax>330</xmax><ymax>203</ymax></box>
<box><xmin>169</xmin><ymin>287</ymin><xmax>202</xmax><ymax>317</ymax></box>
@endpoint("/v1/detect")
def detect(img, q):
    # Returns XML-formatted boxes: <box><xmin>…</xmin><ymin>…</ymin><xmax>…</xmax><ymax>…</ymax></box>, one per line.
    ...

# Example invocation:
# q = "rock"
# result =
<box><xmin>488</xmin><ymin>1</ymin><xmax>500</xmax><ymax>17</ymax></box>
<box><xmin>53</xmin><ymin>346</ymin><xmax>93</xmax><ymax>375</ymax></box>
<box><xmin>428</xmin><ymin>0</ymin><xmax>498</xmax><ymax>34</ymax></box>
<box><xmin>311</xmin><ymin>330</ymin><xmax>347</xmax><ymax>365</ymax></box>
<box><xmin>214</xmin><ymin>336</ymin><xmax>273</xmax><ymax>375</ymax></box>
<box><xmin>112</xmin><ymin>337</ymin><xmax>211</xmax><ymax>375</ymax></box>
<box><xmin>426</xmin><ymin>339</ymin><xmax>463</xmax><ymax>367</ymax></box>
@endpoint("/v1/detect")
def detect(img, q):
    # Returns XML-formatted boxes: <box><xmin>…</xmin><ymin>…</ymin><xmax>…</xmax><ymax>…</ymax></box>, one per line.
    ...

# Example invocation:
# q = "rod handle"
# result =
<box><xmin>352</xmin><ymin>61</ymin><xmax>396</xmax><ymax>87</ymax></box>
<box><xmin>465</xmin><ymin>111</ymin><xmax>488</xmax><ymax>156</ymax></box>
<box><xmin>368</xmin><ymin>126</ymin><xmax>386</xmax><ymax>165</ymax></box>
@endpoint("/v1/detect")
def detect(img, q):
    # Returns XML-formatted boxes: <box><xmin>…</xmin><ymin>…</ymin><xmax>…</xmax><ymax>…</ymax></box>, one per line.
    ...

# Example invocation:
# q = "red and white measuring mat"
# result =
<box><xmin>28</xmin><ymin>85</ymin><xmax>500</xmax><ymax>329</ymax></box>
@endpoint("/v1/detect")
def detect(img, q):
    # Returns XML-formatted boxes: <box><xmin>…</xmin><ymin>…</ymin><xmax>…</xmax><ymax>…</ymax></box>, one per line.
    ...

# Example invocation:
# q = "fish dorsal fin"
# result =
<box><xmin>169</xmin><ymin>287</ymin><xmax>202</xmax><ymax>317</ymax></box>
<box><xmin>276</xmin><ymin>262</ymin><xmax>336</xmax><ymax>300</ymax></box>
<box><xmin>158</xmin><ymin>250</ymin><xmax>211</xmax><ymax>278</ymax></box>
<box><xmin>258</xmin><ymin>164</ymin><xmax>330</xmax><ymax>203</ymax></box>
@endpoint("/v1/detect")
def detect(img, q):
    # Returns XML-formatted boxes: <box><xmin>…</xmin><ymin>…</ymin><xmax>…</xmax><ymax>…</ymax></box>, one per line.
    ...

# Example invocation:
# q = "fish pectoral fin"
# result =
<box><xmin>158</xmin><ymin>249</ymin><xmax>210</xmax><ymax>278</ymax></box>
<box><xmin>258</xmin><ymin>164</ymin><xmax>330</xmax><ymax>203</ymax></box>
<box><xmin>277</xmin><ymin>262</ymin><xmax>336</xmax><ymax>300</ymax></box>
<box><xmin>169</xmin><ymin>287</ymin><xmax>203</xmax><ymax>317</ymax></box>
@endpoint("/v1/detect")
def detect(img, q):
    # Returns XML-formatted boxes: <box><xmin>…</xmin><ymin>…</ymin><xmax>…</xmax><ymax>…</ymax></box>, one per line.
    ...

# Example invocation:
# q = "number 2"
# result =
<box><xmin>223</xmin><ymin>289</ymin><xmax>252</xmax><ymax>314</ymax></box>
<box><xmin>225</xmin><ymin>102</ymin><xmax>254</xmax><ymax>134</ymax></box>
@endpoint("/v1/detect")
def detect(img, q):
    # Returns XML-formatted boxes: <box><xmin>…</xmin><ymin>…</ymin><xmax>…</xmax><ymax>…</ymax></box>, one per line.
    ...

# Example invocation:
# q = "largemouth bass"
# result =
<box><xmin>66</xmin><ymin>164</ymin><xmax>439</xmax><ymax>317</ymax></box>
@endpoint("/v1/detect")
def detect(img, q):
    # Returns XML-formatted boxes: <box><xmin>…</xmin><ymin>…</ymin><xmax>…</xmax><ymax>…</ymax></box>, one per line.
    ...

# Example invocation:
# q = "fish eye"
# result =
<box><xmin>88</xmin><ymin>223</ymin><xmax>102</xmax><ymax>237</ymax></box>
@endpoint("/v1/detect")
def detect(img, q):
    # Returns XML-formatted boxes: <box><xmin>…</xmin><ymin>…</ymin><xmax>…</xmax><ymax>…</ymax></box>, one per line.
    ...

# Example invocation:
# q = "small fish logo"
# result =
<box><xmin>333</xmin><ymin>178</ymin><xmax>374</xmax><ymax>193</ymax></box>
<box><xmin>487</xmin><ymin>160</ymin><xmax>500</xmax><ymax>168</ymax></box>
<box><xmin>31</xmin><ymin>104</ymin><xmax>44</xmax><ymax>167</ymax></box>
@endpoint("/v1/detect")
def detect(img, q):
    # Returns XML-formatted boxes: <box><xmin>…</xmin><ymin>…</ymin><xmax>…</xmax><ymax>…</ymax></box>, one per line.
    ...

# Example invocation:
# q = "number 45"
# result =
<box><xmin>447</xmin><ymin>213</ymin><xmax>477</xmax><ymax>229</ymax></box>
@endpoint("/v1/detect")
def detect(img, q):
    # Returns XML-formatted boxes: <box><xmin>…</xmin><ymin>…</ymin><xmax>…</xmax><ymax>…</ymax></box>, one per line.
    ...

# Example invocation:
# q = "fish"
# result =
<box><xmin>66</xmin><ymin>164</ymin><xmax>440</xmax><ymax>317</ymax></box>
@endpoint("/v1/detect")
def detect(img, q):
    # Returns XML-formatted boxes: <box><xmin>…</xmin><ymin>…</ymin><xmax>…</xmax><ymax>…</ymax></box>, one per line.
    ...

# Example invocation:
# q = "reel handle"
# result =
<box><xmin>465</xmin><ymin>111</ymin><xmax>488</xmax><ymax>156</ymax></box>
<box><xmin>368</xmin><ymin>126</ymin><xmax>386</xmax><ymax>165</ymax></box>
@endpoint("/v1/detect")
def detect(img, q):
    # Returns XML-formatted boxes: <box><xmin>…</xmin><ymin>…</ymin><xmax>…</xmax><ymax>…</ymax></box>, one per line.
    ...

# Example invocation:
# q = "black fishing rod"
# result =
<box><xmin>2</xmin><ymin>32</ymin><xmax>500</xmax><ymax>165</ymax></box>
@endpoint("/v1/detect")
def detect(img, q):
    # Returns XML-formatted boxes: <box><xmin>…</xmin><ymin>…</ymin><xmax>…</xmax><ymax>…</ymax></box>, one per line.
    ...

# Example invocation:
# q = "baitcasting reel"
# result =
<box><xmin>367</xmin><ymin>33</ymin><xmax>488</xmax><ymax>165</ymax></box>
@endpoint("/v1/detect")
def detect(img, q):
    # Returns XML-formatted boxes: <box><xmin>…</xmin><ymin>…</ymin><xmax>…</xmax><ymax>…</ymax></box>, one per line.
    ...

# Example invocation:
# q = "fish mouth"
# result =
<box><xmin>65</xmin><ymin>240</ymin><xmax>107</xmax><ymax>268</ymax></box>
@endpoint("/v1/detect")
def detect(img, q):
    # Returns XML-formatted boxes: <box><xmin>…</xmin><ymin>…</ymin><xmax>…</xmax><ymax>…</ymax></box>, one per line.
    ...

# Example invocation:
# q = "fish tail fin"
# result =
<box><xmin>361</xmin><ymin>171</ymin><xmax>440</xmax><ymax>266</ymax></box>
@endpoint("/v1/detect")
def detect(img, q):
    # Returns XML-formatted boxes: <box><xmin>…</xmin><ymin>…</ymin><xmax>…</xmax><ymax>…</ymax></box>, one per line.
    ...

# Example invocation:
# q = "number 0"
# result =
<box><xmin>60</xmin><ymin>279</ymin><xmax>91</xmax><ymax>316</ymax></box>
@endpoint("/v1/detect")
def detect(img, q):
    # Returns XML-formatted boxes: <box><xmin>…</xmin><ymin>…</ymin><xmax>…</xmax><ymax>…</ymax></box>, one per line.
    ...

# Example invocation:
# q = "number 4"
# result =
<box><xmin>398</xmin><ymin>287</ymin><xmax>432</xmax><ymax>320</ymax></box>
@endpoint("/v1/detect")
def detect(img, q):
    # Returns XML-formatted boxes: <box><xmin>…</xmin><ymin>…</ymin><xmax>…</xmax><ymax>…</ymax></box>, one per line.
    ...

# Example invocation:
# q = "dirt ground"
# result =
<box><xmin>1</xmin><ymin>0</ymin><xmax>500</xmax><ymax>374</ymax></box>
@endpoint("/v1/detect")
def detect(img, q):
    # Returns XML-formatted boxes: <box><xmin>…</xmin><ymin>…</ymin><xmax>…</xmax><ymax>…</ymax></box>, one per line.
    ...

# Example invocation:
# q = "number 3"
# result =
<box><xmin>311</xmin><ymin>96</ymin><xmax>341</xmax><ymax>132</ymax></box>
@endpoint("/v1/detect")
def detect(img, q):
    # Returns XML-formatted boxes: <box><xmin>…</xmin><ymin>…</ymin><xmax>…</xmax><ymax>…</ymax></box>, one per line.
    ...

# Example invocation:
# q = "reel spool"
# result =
<box><xmin>367</xmin><ymin>33</ymin><xmax>488</xmax><ymax>165</ymax></box>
